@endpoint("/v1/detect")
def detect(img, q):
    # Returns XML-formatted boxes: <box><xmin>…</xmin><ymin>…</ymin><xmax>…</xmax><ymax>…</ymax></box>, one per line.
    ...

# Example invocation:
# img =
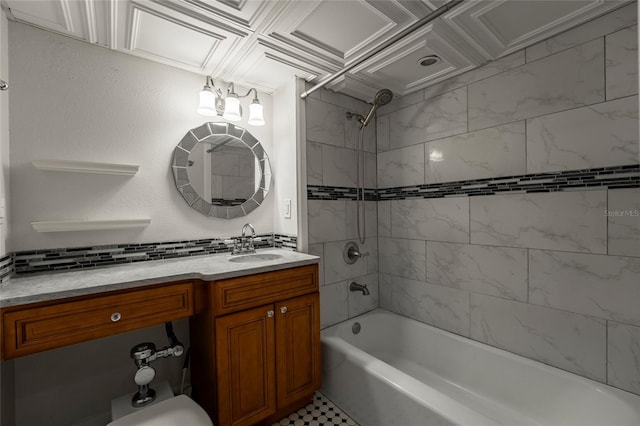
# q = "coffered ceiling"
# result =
<box><xmin>2</xmin><ymin>0</ymin><xmax>629</xmax><ymax>101</ymax></box>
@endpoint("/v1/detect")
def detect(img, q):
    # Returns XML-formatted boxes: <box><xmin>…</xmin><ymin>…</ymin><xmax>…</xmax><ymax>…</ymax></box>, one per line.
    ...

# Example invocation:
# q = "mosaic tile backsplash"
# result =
<box><xmin>7</xmin><ymin>234</ymin><xmax>297</xmax><ymax>277</ymax></box>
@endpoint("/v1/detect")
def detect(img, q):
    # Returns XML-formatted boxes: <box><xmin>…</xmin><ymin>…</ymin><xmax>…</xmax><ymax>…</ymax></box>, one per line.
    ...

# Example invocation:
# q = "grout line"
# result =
<box><xmin>604</xmin><ymin>33</ymin><xmax>608</xmax><ymax>101</ymax></box>
<box><xmin>605</xmin><ymin>319</ymin><xmax>609</xmax><ymax>383</ymax></box>
<box><xmin>526</xmin><ymin>248</ymin><xmax>530</xmax><ymax>304</ymax></box>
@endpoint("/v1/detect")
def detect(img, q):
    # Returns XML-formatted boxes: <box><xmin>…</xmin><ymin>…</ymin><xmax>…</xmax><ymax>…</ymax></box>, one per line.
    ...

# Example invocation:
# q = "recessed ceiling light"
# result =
<box><xmin>418</xmin><ymin>55</ymin><xmax>442</xmax><ymax>67</ymax></box>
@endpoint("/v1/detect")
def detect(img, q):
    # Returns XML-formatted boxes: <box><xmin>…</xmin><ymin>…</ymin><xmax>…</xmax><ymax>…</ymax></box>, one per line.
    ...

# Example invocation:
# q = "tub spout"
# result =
<box><xmin>349</xmin><ymin>281</ymin><xmax>370</xmax><ymax>295</ymax></box>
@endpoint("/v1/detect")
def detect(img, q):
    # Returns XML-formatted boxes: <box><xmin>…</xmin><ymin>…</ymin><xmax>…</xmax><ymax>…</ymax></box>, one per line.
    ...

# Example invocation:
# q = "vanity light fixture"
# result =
<box><xmin>197</xmin><ymin>77</ymin><xmax>265</xmax><ymax>126</ymax></box>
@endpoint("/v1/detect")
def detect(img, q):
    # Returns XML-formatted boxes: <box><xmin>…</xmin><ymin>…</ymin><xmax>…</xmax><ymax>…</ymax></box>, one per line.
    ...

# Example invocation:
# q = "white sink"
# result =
<box><xmin>228</xmin><ymin>253</ymin><xmax>283</xmax><ymax>263</ymax></box>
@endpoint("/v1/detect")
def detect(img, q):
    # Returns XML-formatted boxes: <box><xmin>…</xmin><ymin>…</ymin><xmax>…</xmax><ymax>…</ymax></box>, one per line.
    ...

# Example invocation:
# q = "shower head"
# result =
<box><xmin>360</xmin><ymin>88</ymin><xmax>393</xmax><ymax>128</ymax></box>
<box><xmin>374</xmin><ymin>88</ymin><xmax>393</xmax><ymax>107</ymax></box>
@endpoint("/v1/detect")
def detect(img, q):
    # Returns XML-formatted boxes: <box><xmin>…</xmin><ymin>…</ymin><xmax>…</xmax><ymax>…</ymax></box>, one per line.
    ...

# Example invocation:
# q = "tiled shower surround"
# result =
<box><xmin>305</xmin><ymin>4</ymin><xmax>640</xmax><ymax>397</ymax></box>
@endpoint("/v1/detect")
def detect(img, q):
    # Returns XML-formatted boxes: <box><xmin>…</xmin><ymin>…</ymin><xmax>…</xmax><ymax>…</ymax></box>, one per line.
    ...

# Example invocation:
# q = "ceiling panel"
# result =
<box><xmin>350</xmin><ymin>20</ymin><xmax>484</xmax><ymax>96</ymax></box>
<box><xmin>114</xmin><ymin>0</ymin><xmax>248</xmax><ymax>75</ymax></box>
<box><xmin>6</xmin><ymin>0</ymin><xmax>96</xmax><ymax>42</ymax></box>
<box><xmin>441</xmin><ymin>0</ymin><xmax>626</xmax><ymax>59</ymax></box>
<box><xmin>4</xmin><ymin>0</ymin><xmax>633</xmax><ymax>100</ymax></box>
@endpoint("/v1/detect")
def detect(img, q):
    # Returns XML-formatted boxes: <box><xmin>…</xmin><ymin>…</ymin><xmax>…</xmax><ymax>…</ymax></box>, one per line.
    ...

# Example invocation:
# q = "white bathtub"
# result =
<box><xmin>321</xmin><ymin>309</ymin><xmax>640</xmax><ymax>426</ymax></box>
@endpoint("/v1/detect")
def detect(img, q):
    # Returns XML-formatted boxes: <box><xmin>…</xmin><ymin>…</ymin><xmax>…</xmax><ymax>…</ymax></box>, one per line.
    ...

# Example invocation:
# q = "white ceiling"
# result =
<box><xmin>2</xmin><ymin>0</ymin><xmax>628</xmax><ymax>101</ymax></box>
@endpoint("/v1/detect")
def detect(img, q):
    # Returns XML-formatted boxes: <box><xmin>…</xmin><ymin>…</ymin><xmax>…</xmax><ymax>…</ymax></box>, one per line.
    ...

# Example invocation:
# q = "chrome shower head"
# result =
<box><xmin>374</xmin><ymin>88</ymin><xmax>393</xmax><ymax>107</ymax></box>
<box><xmin>360</xmin><ymin>88</ymin><xmax>393</xmax><ymax>128</ymax></box>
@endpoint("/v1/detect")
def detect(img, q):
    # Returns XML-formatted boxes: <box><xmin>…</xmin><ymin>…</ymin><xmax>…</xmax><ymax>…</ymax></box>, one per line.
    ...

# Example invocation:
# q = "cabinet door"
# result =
<box><xmin>216</xmin><ymin>304</ymin><xmax>276</xmax><ymax>426</ymax></box>
<box><xmin>275</xmin><ymin>292</ymin><xmax>321</xmax><ymax>408</ymax></box>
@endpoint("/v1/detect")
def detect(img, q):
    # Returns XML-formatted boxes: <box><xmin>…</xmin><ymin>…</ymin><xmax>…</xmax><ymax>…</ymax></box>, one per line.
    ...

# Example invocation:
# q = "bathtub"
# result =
<box><xmin>321</xmin><ymin>309</ymin><xmax>640</xmax><ymax>426</ymax></box>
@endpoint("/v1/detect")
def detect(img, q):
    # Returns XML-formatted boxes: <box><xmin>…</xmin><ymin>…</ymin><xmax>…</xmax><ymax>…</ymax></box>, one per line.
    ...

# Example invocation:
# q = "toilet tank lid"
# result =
<box><xmin>107</xmin><ymin>395</ymin><xmax>213</xmax><ymax>426</ymax></box>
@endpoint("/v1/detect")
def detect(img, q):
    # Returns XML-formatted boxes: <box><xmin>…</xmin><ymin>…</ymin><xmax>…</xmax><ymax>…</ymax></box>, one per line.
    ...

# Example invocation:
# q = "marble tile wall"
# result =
<box><xmin>304</xmin><ymin>87</ymin><xmax>379</xmax><ymax>329</ymax></box>
<box><xmin>376</xmin><ymin>9</ymin><xmax>640</xmax><ymax>396</ymax></box>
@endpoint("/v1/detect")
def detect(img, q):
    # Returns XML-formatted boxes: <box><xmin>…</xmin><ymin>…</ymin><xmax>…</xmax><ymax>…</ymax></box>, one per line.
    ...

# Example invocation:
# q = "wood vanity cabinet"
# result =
<box><xmin>191</xmin><ymin>264</ymin><xmax>321</xmax><ymax>426</ymax></box>
<box><xmin>1</xmin><ymin>281</ymin><xmax>194</xmax><ymax>360</ymax></box>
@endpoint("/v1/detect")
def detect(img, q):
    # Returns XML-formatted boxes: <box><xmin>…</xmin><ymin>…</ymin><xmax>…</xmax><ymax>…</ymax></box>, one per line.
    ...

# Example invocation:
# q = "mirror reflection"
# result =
<box><xmin>172</xmin><ymin>123</ymin><xmax>271</xmax><ymax>219</ymax></box>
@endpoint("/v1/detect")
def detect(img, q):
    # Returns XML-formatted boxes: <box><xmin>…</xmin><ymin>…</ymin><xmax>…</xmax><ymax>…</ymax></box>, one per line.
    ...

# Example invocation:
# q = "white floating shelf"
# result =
<box><xmin>31</xmin><ymin>219</ymin><xmax>151</xmax><ymax>233</ymax></box>
<box><xmin>32</xmin><ymin>160</ymin><xmax>139</xmax><ymax>175</ymax></box>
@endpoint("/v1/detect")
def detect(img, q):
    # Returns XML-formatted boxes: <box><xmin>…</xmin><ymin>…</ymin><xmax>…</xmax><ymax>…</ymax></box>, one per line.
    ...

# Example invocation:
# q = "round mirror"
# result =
<box><xmin>172</xmin><ymin>122</ymin><xmax>271</xmax><ymax>219</ymax></box>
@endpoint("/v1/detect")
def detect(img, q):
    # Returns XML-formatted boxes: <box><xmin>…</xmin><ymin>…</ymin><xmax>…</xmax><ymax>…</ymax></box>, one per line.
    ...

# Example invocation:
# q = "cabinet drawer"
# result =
<box><xmin>213</xmin><ymin>264</ymin><xmax>318</xmax><ymax>315</ymax></box>
<box><xmin>2</xmin><ymin>282</ymin><xmax>193</xmax><ymax>359</ymax></box>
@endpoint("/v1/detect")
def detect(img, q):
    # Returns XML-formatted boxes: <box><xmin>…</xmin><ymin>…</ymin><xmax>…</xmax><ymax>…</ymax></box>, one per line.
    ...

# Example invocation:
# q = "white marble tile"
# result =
<box><xmin>526</xmin><ymin>96</ymin><xmax>639</xmax><ymax>173</ymax></box>
<box><xmin>308</xmin><ymin>200</ymin><xmax>346</xmax><ymax>244</ymax></box>
<box><xmin>389</xmin><ymin>88</ymin><xmax>467</xmax><ymax>149</ymax></box>
<box><xmin>608</xmin><ymin>321</ymin><xmax>640</xmax><ymax>395</ymax></box>
<box><xmin>391</xmin><ymin>198</ymin><xmax>469</xmax><ymax>243</ymax></box>
<box><xmin>323</xmin><ymin>240</ymin><xmax>367</xmax><ymax>285</ymax></box>
<box><xmin>468</xmin><ymin>39</ymin><xmax>605</xmax><ymax>131</ymax></box>
<box><xmin>320</xmin><ymin>281</ymin><xmax>348</xmax><ymax>329</ymax></box>
<box><xmin>525</xmin><ymin>3</ymin><xmax>637</xmax><ymax>62</ymax></box>
<box><xmin>427</xmin><ymin>242</ymin><xmax>528</xmax><ymax>302</ymax></box>
<box><xmin>348</xmin><ymin>272</ymin><xmax>379</xmax><ymax>318</ymax></box>
<box><xmin>425</xmin><ymin>122</ymin><xmax>526</xmax><ymax>183</ymax></box>
<box><xmin>470</xmin><ymin>294</ymin><xmax>606</xmax><ymax>381</ymax></box>
<box><xmin>377</xmin><ymin>90</ymin><xmax>424</xmax><ymax>117</ymax></box>
<box><xmin>306</xmin><ymin>141</ymin><xmax>323</xmax><ymax>185</ymax></box>
<box><xmin>378</xmin><ymin>237</ymin><xmax>426</xmax><ymax>281</ymax></box>
<box><xmin>307</xmin><ymin>243</ymin><xmax>324</xmax><ymax>287</ymax></box>
<box><xmin>529</xmin><ymin>250</ymin><xmax>640</xmax><ymax>325</ymax></box>
<box><xmin>376</xmin><ymin>114</ymin><xmax>390</xmax><ymax>153</ymax></box>
<box><xmin>609</xmin><ymin>188</ymin><xmax>640</xmax><ymax>257</ymax></box>
<box><xmin>379</xmin><ymin>273</ymin><xmax>470</xmax><ymax>336</ymax></box>
<box><xmin>365</xmin><ymin>151</ymin><xmax>377</xmax><ymax>189</ymax></box>
<box><xmin>306</xmin><ymin>98</ymin><xmax>345</xmax><ymax>147</ymax></box>
<box><xmin>377</xmin><ymin>144</ymin><xmax>424</xmax><ymax>188</ymax></box>
<box><xmin>470</xmin><ymin>191</ymin><xmax>607</xmax><ymax>253</ymax></box>
<box><xmin>321</xmin><ymin>145</ymin><xmax>357</xmax><ymax>188</ymax></box>
<box><xmin>346</xmin><ymin>201</ymin><xmax>378</xmax><ymax>241</ymax></box>
<box><xmin>606</xmin><ymin>26</ymin><xmax>638</xmax><ymax>101</ymax></box>
<box><xmin>423</xmin><ymin>51</ymin><xmax>525</xmax><ymax>101</ymax></box>
<box><xmin>319</xmin><ymin>88</ymin><xmax>368</xmax><ymax>114</ymax></box>
<box><xmin>364</xmin><ymin>238</ymin><xmax>378</xmax><ymax>275</ymax></box>
<box><xmin>377</xmin><ymin>201</ymin><xmax>391</xmax><ymax>238</ymax></box>
<box><xmin>345</xmin><ymin>113</ymin><xmax>376</xmax><ymax>153</ymax></box>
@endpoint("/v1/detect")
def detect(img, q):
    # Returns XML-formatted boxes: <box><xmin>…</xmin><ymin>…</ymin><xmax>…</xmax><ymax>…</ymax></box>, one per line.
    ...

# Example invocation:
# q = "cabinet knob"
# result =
<box><xmin>280</xmin><ymin>306</ymin><xmax>288</xmax><ymax>314</ymax></box>
<box><xmin>110</xmin><ymin>312</ymin><xmax>122</xmax><ymax>322</ymax></box>
<box><xmin>267</xmin><ymin>310</ymin><xmax>274</xmax><ymax>318</ymax></box>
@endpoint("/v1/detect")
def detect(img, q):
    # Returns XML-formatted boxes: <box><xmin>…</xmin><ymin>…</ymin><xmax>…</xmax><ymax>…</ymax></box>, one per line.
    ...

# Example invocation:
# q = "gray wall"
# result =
<box><xmin>376</xmin><ymin>4</ymin><xmax>639</xmax><ymax>395</ymax></box>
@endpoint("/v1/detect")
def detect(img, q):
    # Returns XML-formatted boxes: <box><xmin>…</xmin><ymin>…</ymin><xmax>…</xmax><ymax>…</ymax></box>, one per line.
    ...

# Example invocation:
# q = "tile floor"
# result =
<box><xmin>271</xmin><ymin>392</ymin><xmax>359</xmax><ymax>426</ymax></box>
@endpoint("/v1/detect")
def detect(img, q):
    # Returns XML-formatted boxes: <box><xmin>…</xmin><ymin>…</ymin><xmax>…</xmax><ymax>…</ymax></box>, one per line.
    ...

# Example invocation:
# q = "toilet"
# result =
<box><xmin>108</xmin><ymin>381</ymin><xmax>212</xmax><ymax>426</ymax></box>
<box><xmin>107</xmin><ymin>394</ymin><xmax>213</xmax><ymax>426</ymax></box>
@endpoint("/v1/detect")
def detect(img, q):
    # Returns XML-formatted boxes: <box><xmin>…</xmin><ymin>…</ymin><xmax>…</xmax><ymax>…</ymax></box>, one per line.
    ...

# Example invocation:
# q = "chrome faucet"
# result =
<box><xmin>233</xmin><ymin>223</ymin><xmax>256</xmax><ymax>255</ymax></box>
<box><xmin>349</xmin><ymin>281</ymin><xmax>370</xmax><ymax>295</ymax></box>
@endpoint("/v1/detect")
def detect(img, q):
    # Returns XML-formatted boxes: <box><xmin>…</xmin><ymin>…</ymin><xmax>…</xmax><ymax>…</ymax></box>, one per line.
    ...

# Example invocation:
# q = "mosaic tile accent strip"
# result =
<box><xmin>0</xmin><ymin>254</ymin><xmax>13</xmax><ymax>283</ymax></box>
<box><xmin>12</xmin><ymin>234</ymin><xmax>297</xmax><ymax>276</ymax></box>
<box><xmin>274</xmin><ymin>234</ymin><xmax>298</xmax><ymax>250</ymax></box>
<box><xmin>271</xmin><ymin>392</ymin><xmax>358</xmax><ymax>426</ymax></box>
<box><xmin>308</xmin><ymin>164</ymin><xmax>639</xmax><ymax>201</ymax></box>
<box><xmin>307</xmin><ymin>186</ymin><xmax>377</xmax><ymax>201</ymax></box>
<box><xmin>377</xmin><ymin>164</ymin><xmax>639</xmax><ymax>200</ymax></box>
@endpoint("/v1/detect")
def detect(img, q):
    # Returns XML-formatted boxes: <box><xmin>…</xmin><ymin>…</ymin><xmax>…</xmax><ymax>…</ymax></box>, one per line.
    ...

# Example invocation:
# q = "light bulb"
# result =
<box><xmin>197</xmin><ymin>86</ymin><xmax>217</xmax><ymax>116</ymax></box>
<box><xmin>223</xmin><ymin>95</ymin><xmax>241</xmax><ymax>121</ymax></box>
<box><xmin>248</xmin><ymin>100</ymin><xmax>265</xmax><ymax>126</ymax></box>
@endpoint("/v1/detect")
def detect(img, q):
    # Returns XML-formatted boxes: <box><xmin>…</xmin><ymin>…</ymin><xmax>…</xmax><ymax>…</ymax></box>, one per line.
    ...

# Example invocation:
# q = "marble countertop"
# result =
<box><xmin>0</xmin><ymin>248</ymin><xmax>319</xmax><ymax>308</ymax></box>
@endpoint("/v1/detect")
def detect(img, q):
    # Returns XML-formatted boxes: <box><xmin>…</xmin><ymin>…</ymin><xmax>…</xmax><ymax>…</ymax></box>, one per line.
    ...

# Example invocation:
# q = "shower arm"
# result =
<box><xmin>299</xmin><ymin>0</ymin><xmax>465</xmax><ymax>99</ymax></box>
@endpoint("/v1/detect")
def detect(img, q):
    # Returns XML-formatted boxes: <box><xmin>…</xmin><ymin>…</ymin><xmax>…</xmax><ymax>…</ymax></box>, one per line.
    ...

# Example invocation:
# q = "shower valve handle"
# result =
<box><xmin>348</xmin><ymin>246</ymin><xmax>369</xmax><ymax>260</ymax></box>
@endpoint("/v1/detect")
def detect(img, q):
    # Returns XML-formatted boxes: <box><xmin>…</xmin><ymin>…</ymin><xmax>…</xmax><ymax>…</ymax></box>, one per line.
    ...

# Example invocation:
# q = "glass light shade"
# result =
<box><xmin>197</xmin><ymin>87</ymin><xmax>217</xmax><ymax>116</ymax></box>
<box><xmin>248</xmin><ymin>101</ymin><xmax>265</xmax><ymax>126</ymax></box>
<box><xmin>223</xmin><ymin>95</ymin><xmax>242</xmax><ymax>121</ymax></box>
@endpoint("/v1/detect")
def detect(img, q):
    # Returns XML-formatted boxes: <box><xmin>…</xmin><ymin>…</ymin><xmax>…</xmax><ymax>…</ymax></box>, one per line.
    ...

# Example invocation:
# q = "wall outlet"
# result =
<box><xmin>284</xmin><ymin>199</ymin><xmax>291</xmax><ymax>219</ymax></box>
